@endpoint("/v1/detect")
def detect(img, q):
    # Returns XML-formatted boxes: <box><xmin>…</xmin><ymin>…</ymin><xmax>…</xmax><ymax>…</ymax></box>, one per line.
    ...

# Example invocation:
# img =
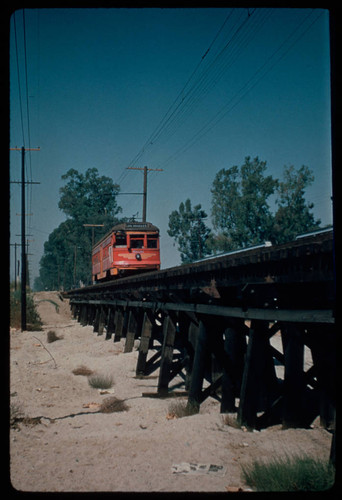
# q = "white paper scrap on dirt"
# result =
<box><xmin>171</xmin><ymin>462</ymin><xmax>227</xmax><ymax>476</ymax></box>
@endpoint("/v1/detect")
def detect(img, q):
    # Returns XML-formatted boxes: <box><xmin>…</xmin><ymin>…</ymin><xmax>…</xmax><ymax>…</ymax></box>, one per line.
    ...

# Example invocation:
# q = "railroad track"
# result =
<box><xmin>65</xmin><ymin>229</ymin><xmax>335</xmax><ymax>431</ymax></box>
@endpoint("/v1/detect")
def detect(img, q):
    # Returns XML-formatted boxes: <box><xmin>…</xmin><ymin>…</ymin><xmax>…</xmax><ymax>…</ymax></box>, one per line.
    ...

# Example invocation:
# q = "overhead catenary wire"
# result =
<box><xmin>117</xmin><ymin>8</ymin><xmax>275</xmax><ymax>215</ymax></box>
<box><xmin>124</xmin><ymin>9</ymin><xmax>250</xmax><ymax>171</ymax></box>
<box><xmin>117</xmin><ymin>8</ymin><xmax>260</xmax><ymax>214</ymax></box>
<box><xmin>13</xmin><ymin>12</ymin><xmax>26</xmax><ymax>147</ymax></box>
<box><xmin>154</xmin><ymin>9</ymin><xmax>323</xmax><ymax>170</ymax></box>
<box><xmin>144</xmin><ymin>8</ymin><xmax>272</xmax><ymax>156</ymax></box>
<box><xmin>22</xmin><ymin>9</ymin><xmax>35</xmax><ymax>242</ymax></box>
<box><xmin>11</xmin><ymin>9</ymin><xmax>41</xmax><ymax>289</ymax></box>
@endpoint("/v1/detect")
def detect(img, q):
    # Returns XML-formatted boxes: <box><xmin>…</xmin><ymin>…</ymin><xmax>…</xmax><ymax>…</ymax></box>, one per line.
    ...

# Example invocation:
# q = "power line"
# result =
<box><xmin>13</xmin><ymin>12</ymin><xmax>25</xmax><ymax>146</ymax></box>
<box><xmin>155</xmin><ymin>9</ymin><xmax>322</xmax><ymax>170</ymax></box>
<box><xmin>22</xmin><ymin>9</ymin><xmax>32</xmax><ymax>153</ymax></box>
<box><xmin>123</xmin><ymin>8</ymin><xmax>237</xmax><ymax>173</ymax></box>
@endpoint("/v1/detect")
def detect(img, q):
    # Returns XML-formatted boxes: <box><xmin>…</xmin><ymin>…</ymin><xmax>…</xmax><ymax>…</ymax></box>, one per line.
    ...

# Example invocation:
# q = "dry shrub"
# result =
<box><xmin>167</xmin><ymin>400</ymin><xmax>198</xmax><ymax>419</ymax></box>
<box><xmin>10</xmin><ymin>402</ymin><xmax>41</xmax><ymax>428</ymax></box>
<box><xmin>88</xmin><ymin>373</ymin><xmax>114</xmax><ymax>389</ymax></box>
<box><xmin>72</xmin><ymin>365</ymin><xmax>94</xmax><ymax>376</ymax></box>
<box><xmin>47</xmin><ymin>330</ymin><xmax>63</xmax><ymax>343</ymax></box>
<box><xmin>99</xmin><ymin>396</ymin><xmax>129</xmax><ymax>413</ymax></box>
<box><xmin>10</xmin><ymin>402</ymin><xmax>24</xmax><ymax>428</ymax></box>
<box><xmin>221</xmin><ymin>413</ymin><xmax>240</xmax><ymax>428</ymax></box>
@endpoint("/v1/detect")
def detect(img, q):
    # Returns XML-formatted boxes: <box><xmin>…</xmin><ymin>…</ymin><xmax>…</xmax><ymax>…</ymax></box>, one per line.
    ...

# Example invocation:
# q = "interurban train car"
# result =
<box><xmin>92</xmin><ymin>221</ymin><xmax>160</xmax><ymax>282</ymax></box>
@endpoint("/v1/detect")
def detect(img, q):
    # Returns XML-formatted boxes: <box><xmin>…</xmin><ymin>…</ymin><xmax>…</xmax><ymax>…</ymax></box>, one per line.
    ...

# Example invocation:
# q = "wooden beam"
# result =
<box><xmin>221</xmin><ymin>327</ymin><xmax>245</xmax><ymax>413</ymax></box>
<box><xmin>187</xmin><ymin>320</ymin><xmax>210</xmax><ymax>414</ymax></box>
<box><xmin>238</xmin><ymin>320</ymin><xmax>275</xmax><ymax>429</ymax></box>
<box><xmin>124</xmin><ymin>310</ymin><xmax>138</xmax><ymax>353</ymax></box>
<box><xmin>136</xmin><ymin>312</ymin><xmax>153</xmax><ymax>375</ymax></box>
<box><xmin>105</xmin><ymin>307</ymin><xmax>115</xmax><ymax>340</ymax></box>
<box><xmin>158</xmin><ymin>314</ymin><xmax>177</xmax><ymax>395</ymax></box>
<box><xmin>281</xmin><ymin>324</ymin><xmax>305</xmax><ymax>428</ymax></box>
<box><xmin>113</xmin><ymin>309</ymin><xmax>124</xmax><ymax>342</ymax></box>
<box><xmin>72</xmin><ymin>298</ymin><xmax>334</xmax><ymax>324</ymax></box>
<box><xmin>97</xmin><ymin>306</ymin><xmax>106</xmax><ymax>336</ymax></box>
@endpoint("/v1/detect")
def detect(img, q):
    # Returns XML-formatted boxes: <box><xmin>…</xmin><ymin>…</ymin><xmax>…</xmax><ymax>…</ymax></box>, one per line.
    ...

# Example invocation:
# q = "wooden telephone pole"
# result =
<box><xmin>126</xmin><ymin>166</ymin><xmax>163</xmax><ymax>222</ymax></box>
<box><xmin>83</xmin><ymin>224</ymin><xmax>104</xmax><ymax>247</ymax></box>
<box><xmin>10</xmin><ymin>146</ymin><xmax>40</xmax><ymax>331</ymax></box>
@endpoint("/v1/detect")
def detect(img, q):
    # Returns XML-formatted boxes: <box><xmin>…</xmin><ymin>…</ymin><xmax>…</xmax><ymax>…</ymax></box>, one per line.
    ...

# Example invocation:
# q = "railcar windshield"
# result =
<box><xmin>130</xmin><ymin>234</ymin><xmax>144</xmax><ymax>249</ymax></box>
<box><xmin>147</xmin><ymin>235</ymin><xmax>158</xmax><ymax>248</ymax></box>
<box><xmin>115</xmin><ymin>233</ymin><xmax>127</xmax><ymax>247</ymax></box>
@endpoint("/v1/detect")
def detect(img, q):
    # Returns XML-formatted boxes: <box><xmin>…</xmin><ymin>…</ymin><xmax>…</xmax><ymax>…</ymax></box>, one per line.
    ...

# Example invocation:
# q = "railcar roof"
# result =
<box><xmin>92</xmin><ymin>221</ymin><xmax>159</xmax><ymax>250</ymax></box>
<box><xmin>112</xmin><ymin>221</ymin><xmax>159</xmax><ymax>232</ymax></box>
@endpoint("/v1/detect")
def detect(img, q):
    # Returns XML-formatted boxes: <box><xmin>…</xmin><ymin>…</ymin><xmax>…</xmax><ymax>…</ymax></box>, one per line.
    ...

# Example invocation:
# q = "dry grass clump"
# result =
<box><xmin>241</xmin><ymin>454</ymin><xmax>335</xmax><ymax>491</ymax></box>
<box><xmin>88</xmin><ymin>373</ymin><xmax>114</xmax><ymax>389</ymax></box>
<box><xmin>221</xmin><ymin>413</ymin><xmax>240</xmax><ymax>428</ymax></box>
<box><xmin>99</xmin><ymin>396</ymin><xmax>129</xmax><ymax>413</ymax></box>
<box><xmin>167</xmin><ymin>400</ymin><xmax>198</xmax><ymax>419</ymax></box>
<box><xmin>47</xmin><ymin>330</ymin><xmax>63</xmax><ymax>343</ymax></box>
<box><xmin>72</xmin><ymin>365</ymin><xmax>94</xmax><ymax>376</ymax></box>
<box><xmin>10</xmin><ymin>402</ymin><xmax>24</xmax><ymax>429</ymax></box>
<box><xmin>10</xmin><ymin>402</ymin><xmax>42</xmax><ymax>428</ymax></box>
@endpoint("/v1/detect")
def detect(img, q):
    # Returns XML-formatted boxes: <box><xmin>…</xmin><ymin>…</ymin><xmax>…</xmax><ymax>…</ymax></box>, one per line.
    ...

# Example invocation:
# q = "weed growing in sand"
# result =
<box><xmin>221</xmin><ymin>413</ymin><xmax>240</xmax><ymax>428</ymax></box>
<box><xmin>10</xmin><ymin>402</ymin><xmax>24</xmax><ymax>428</ymax></box>
<box><xmin>72</xmin><ymin>365</ymin><xmax>94</xmax><ymax>376</ymax></box>
<box><xmin>88</xmin><ymin>373</ymin><xmax>114</xmax><ymax>389</ymax></box>
<box><xmin>99</xmin><ymin>396</ymin><xmax>129</xmax><ymax>413</ymax></box>
<box><xmin>241</xmin><ymin>454</ymin><xmax>335</xmax><ymax>491</ymax></box>
<box><xmin>47</xmin><ymin>330</ymin><xmax>63</xmax><ymax>343</ymax></box>
<box><xmin>167</xmin><ymin>400</ymin><xmax>198</xmax><ymax>419</ymax></box>
<box><xmin>10</xmin><ymin>285</ymin><xmax>42</xmax><ymax>330</ymax></box>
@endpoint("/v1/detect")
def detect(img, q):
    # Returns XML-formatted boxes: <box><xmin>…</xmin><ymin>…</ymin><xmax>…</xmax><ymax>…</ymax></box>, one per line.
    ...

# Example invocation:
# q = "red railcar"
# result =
<box><xmin>92</xmin><ymin>221</ymin><xmax>160</xmax><ymax>282</ymax></box>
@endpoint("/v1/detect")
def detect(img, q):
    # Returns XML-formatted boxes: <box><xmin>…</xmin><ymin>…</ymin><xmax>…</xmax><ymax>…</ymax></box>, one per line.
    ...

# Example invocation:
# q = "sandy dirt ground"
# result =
<box><xmin>10</xmin><ymin>291</ymin><xmax>332</xmax><ymax>493</ymax></box>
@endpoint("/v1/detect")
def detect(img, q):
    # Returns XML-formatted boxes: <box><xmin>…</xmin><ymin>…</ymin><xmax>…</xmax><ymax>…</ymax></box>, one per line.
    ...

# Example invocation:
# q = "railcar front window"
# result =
<box><xmin>115</xmin><ymin>234</ymin><xmax>127</xmax><ymax>247</ymax></box>
<box><xmin>131</xmin><ymin>238</ymin><xmax>144</xmax><ymax>249</ymax></box>
<box><xmin>147</xmin><ymin>236</ymin><xmax>158</xmax><ymax>249</ymax></box>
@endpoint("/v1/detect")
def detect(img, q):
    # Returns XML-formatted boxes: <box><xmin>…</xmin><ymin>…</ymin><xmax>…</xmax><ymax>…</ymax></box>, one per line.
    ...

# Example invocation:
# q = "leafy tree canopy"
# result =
<box><xmin>211</xmin><ymin>156</ymin><xmax>277</xmax><ymax>250</ymax></box>
<box><xmin>210</xmin><ymin>157</ymin><xmax>321</xmax><ymax>252</ymax></box>
<box><xmin>167</xmin><ymin>198</ymin><xmax>211</xmax><ymax>264</ymax></box>
<box><xmin>35</xmin><ymin>168</ymin><xmax>122</xmax><ymax>290</ymax></box>
<box><xmin>58</xmin><ymin>167</ymin><xmax>121</xmax><ymax>224</ymax></box>
<box><xmin>273</xmin><ymin>165</ymin><xmax>321</xmax><ymax>244</ymax></box>
<box><xmin>168</xmin><ymin>156</ymin><xmax>322</xmax><ymax>262</ymax></box>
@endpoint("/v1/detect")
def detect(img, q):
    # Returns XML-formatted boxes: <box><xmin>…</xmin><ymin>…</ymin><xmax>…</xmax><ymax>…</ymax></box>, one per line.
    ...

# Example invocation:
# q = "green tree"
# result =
<box><xmin>168</xmin><ymin>198</ymin><xmax>211</xmax><ymax>263</ymax></box>
<box><xmin>37</xmin><ymin>168</ymin><xmax>122</xmax><ymax>290</ymax></box>
<box><xmin>210</xmin><ymin>158</ymin><xmax>321</xmax><ymax>252</ymax></box>
<box><xmin>58</xmin><ymin>167</ymin><xmax>121</xmax><ymax>223</ymax></box>
<box><xmin>273</xmin><ymin>165</ymin><xmax>321</xmax><ymax>244</ymax></box>
<box><xmin>211</xmin><ymin>156</ymin><xmax>277</xmax><ymax>251</ymax></box>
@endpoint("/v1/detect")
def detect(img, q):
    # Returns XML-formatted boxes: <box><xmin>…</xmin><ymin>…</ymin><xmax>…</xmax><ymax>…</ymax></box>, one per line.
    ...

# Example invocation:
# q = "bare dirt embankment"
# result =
<box><xmin>10</xmin><ymin>291</ymin><xmax>332</xmax><ymax>492</ymax></box>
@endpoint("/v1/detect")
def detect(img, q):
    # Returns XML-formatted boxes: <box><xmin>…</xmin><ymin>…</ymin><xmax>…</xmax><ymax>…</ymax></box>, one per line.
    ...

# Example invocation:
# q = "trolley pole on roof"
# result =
<box><xmin>126</xmin><ymin>166</ymin><xmax>163</xmax><ymax>222</ymax></box>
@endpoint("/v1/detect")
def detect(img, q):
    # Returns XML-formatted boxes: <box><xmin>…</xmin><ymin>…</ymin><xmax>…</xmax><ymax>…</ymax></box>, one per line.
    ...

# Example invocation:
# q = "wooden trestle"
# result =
<box><xmin>66</xmin><ymin>230</ymin><xmax>335</xmax><ymax>432</ymax></box>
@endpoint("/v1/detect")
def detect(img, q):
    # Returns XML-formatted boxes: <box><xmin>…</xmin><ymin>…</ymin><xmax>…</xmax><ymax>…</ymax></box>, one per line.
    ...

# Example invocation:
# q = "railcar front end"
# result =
<box><xmin>92</xmin><ymin>222</ymin><xmax>160</xmax><ymax>282</ymax></box>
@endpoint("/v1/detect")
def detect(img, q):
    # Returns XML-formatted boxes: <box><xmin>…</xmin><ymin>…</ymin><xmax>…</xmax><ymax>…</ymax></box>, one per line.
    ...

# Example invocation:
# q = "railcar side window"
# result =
<box><xmin>115</xmin><ymin>233</ymin><xmax>127</xmax><ymax>247</ymax></box>
<box><xmin>147</xmin><ymin>236</ymin><xmax>158</xmax><ymax>248</ymax></box>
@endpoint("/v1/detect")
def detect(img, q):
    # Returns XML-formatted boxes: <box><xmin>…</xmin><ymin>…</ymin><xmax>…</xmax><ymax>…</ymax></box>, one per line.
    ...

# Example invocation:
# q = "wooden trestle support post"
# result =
<box><xmin>74</xmin><ymin>303</ymin><xmax>330</xmax><ymax>434</ymax></box>
<box><xmin>69</xmin><ymin>299</ymin><xmax>336</xmax><ymax>434</ymax></box>
<box><xmin>67</xmin><ymin>231</ymin><xmax>335</xmax><ymax>437</ymax></box>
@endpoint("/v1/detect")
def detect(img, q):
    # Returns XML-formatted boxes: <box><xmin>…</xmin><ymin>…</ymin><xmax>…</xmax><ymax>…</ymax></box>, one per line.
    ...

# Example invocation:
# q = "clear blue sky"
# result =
<box><xmin>10</xmin><ymin>8</ymin><xmax>332</xmax><ymax>284</ymax></box>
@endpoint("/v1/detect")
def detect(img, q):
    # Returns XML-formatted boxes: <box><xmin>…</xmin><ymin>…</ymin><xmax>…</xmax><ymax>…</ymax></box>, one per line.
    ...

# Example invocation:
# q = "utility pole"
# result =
<box><xmin>10</xmin><ymin>146</ymin><xmax>40</xmax><ymax>331</ymax></box>
<box><xmin>83</xmin><ymin>224</ymin><xmax>105</xmax><ymax>247</ymax></box>
<box><xmin>10</xmin><ymin>243</ymin><xmax>20</xmax><ymax>290</ymax></box>
<box><xmin>126</xmin><ymin>166</ymin><xmax>163</xmax><ymax>222</ymax></box>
